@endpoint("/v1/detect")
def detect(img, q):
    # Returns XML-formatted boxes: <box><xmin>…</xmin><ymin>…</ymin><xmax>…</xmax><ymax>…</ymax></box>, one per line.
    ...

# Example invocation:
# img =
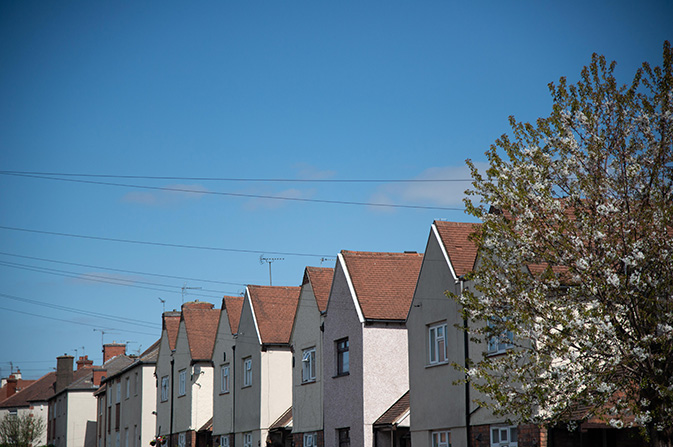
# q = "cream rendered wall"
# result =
<box><xmin>260</xmin><ymin>349</ymin><xmax>292</xmax><ymax>430</ymax></box>
<box><xmin>323</xmin><ymin>263</ymin><xmax>364</xmax><ymax>447</ymax></box>
<box><xmin>66</xmin><ymin>391</ymin><xmax>97</xmax><ymax>447</ymax></box>
<box><xmin>0</xmin><ymin>405</ymin><xmax>49</xmax><ymax>446</ymax></box>
<box><xmin>362</xmin><ymin>325</ymin><xmax>409</xmax><ymax>447</ymax></box>
<box><xmin>291</xmin><ymin>281</ymin><xmax>323</xmax><ymax>435</ymax></box>
<box><xmin>190</xmin><ymin>362</ymin><xmax>213</xmax><ymax>432</ymax></box>
<box><xmin>140</xmin><ymin>366</ymin><xmax>158</xmax><ymax>445</ymax></box>
<box><xmin>212</xmin><ymin>308</ymin><xmax>236</xmax><ymax>437</ymax></box>
<box><xmin>155</xmin><ymin>333</ymin><xmax>174</xmax><ymax>437</ymax></box>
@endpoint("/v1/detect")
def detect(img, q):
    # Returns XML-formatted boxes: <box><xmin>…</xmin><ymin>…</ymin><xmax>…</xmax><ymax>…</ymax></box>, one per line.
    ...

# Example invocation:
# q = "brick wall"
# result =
<box><xmin>470</xmin><ymin>424</ymin><xmax>547</xmax><ymax>447</ymax></box>
<box><xmin>292</xmin><ymin>431</ymin><xmax>323</xmax><ymax>447</ymax></box>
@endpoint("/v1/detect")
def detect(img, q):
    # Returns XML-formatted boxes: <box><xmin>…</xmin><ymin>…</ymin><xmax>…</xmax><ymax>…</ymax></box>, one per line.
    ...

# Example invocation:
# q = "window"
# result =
<box><xmin>491</xmin><ymin>426</ymin><xmax>518</xmax><ymax>447</ymax></box>
<box><xmin>432</xmin><ymin>431</ymin><xmax>450</xmax><ymax>447</ymax></box>
<box><xmin>116</xmin><ymin>382</ymin><xmax>121</xmax><ymax>403</ymax></box>
<box><xmin>243</xmin><ymin>433</ymin><xmax>252</xmax><ymax>447</ymax></box>
<box><xmin>336</xmin><ymin>338</ymin><xmax>349</xmax><ymax>376</ymax></box>
<box><xmin>488</xmin><ymin>319</ymin><xmax>514</xmax><ymax>355</ymax></box>
<box><xmin>125</xmin><ymin>377</ymin><xmax>130</xmax><ymax>399</ymax></box>
<box><xmin>219</xmin><ymin>436</ymin><xmax>229</xmax><ymax>447</ymax></box>
<box><xmin>243</xmin><ymin>358</ymin><xmax>252</xmax><ymax>387</ymax></box>
<box><xmin>124</xmin><ymin>429</ymin><xmax>129</xmax><ymax>447</ymax></box>
<box><xmin>177</xmin><ymin>433</ymin><xmax>186</xmax><ymax>447</ymax></box>
<box><xmin>220</xmin><ymin>365</ymin><xmax>230</xmax><ymax>393</ymax></box>
<box><xmin>134</xmin><ymin>426</ymin><xmax>138</xmax><ymax>447</ymax></box>
<box><xmin>115</xmin><ymin>433</ymin><xmax>120</xmax><ymax>447</ymax></box>
<box><xmin>302</xmin><ymin>348</ymin><xmax>316</xmax><ymax>383</ymax></box>
<box><xmin>337</xmin><ymin>428</ymin><xmax>350</xmax><ymax>447</ymax></box>
<box><xmin>134</xmin><ymin>372</ymin><xmax>138</xmax><ymax>396</ymax></box>
<box><xmin>108</xmin><ymin>387</ymin><xmax>112</xmax><ymax>407</ymax></box>
<box><xmin>178</xmin><ymin>369</ymin><xmax>186</xmax><ymax>396</ymax></box>
<box><xmin>160</xmin><ymin>376</ymin><xmax>169</xmax><ymax>402</ymax></box>
<box><xmin>429</xmin><ymin>323</ymin><xmax>448</xmax><ymax>364</ymax></box>
<box><xmin>303</xmin><ymin>433</ymin><xmax>317</xmax><ymax>447</ymax></box>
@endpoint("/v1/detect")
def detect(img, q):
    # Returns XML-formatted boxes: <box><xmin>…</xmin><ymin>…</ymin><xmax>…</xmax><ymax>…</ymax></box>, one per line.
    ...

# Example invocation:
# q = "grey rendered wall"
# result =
<box><xmin>212</xmin><ymin>309</ymin><xmax>235</xmax><ymax>437</ymax></box>
<box><xmin>323</xmin><ymin>262</ymin><xmax>364</xmax><ymax>447</ymax></box>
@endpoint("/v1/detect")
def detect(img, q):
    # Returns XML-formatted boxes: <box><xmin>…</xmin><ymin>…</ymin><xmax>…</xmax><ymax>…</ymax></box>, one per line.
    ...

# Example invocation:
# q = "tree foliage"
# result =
<box><xmin>0</xmin><ymin>413</ymin><xmax>46</xmax><ymax>447</ymax></box>
<box><xmin>458</xmin><ymin>42</ymin><xmax>673</xmax><ymax>446</ymax></box>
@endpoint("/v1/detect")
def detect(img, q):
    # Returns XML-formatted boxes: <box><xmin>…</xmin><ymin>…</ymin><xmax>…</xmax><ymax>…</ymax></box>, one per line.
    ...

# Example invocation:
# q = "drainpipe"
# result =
<box><xmin>231</xmin><ymin>345</ymin><xmax>236</xmax><ymax>444</ymax></box>
<box><xmin>170</xmin><ymin>353</ymin><xmax>175</xmax><ymax>447</ymax></box>
<box><xmin>460</xmin><ymin>277</ymin><xmax>472</xmax><ymax>447</ymax></box>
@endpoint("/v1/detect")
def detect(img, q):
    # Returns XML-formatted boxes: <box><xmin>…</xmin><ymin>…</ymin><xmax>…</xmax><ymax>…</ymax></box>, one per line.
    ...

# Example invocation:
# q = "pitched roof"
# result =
<box><xmin>0</xmin><ymin>372</ymin><xmax>55</xmax><ymax>408</ymax></box>
<box><xmin>181</xmin><ymin>301</ymin><xmax>220</xmax><ymax>361</ymax></box>
<box><xmin>269</xmin><ymin>407</ymin><xmax>292</xmax><ymax>429</ymax></box>
<box><xmin>0</xmin><ymin>377</ymin><xmax>35</xmax><ymax>403</ymax></box>
<box><xmin>222</xmin><ymin>295</ymin><xmax>244</xmax><ymax>334</ymax></box>
<box><xmin>247</xmin><ymin>285</ymin><xmax>301</xmax><ymax>344</ymax></box>
<box><xmin>163</xmin><ymin>311</ymin><xmax>181</xmax><ymax>351</ymax></box>
<box><xmin>374</xmin><ymin>391</ymin><xmax>410</xmax><ymax>426</ymax></box>
<box><xmin>304</xmin><ymin>267</ymin><xmax>334</xmax><ymax>313</ymax></box>
<box><xmin>433</xmin><ymin>220</ymin><xmax>481</xmax><ymax>278</ymax></box>
<box><xmin>340</xmin><ymin>250</ymin><xmax>423</xmax><ymax>321</ymax></box>
<box><xmin>138</xmin><ymin>339</ymin><xmax>161</xmax><ymax>362</ymax></box>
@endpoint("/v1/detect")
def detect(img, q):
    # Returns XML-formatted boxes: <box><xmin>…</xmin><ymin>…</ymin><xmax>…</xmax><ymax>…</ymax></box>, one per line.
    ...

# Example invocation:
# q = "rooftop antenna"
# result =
<box><xmin>93</xmin><ymin>328</ymin><xmax>107</xmax><ymax>346</ymax></box>
<box><xmin>260</xmin><ymin>255</ymin><xmax>284</xmax><ymax>286</ymax></box>
<box><xmin>320</xmin><ymin>257</ymin><xmax>335</xmax><ymax>266</ymax></box>
<box><xmin>158</xmin><ymin>297</ymin><xmax>166</xmax><ymax>313</ymax></box>
<box><xmin>181</xmin><ymin>283</ymin><xmax>202</xmax><ymax>304</ymax></box>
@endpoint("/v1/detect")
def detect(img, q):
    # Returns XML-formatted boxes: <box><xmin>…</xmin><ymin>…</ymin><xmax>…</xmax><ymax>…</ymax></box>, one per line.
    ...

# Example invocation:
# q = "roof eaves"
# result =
<box><xmin>337</xmin><ymin>253</ymin><xmax>365</xmax><ymax>324</ymax></box>
<box><xmin>432</xmin><ymin>222</ymin><xmax>458</xmax><ymax>281</ymax></box>
<box><xmin>245</xmin><ymin>286</ymin><xmax>263</xmax><ymax>345</ymax></box>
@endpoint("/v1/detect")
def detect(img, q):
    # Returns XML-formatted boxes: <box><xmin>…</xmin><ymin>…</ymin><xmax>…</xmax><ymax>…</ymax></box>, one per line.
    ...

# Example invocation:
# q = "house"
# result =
<box><xmin>154</xmin><ymin>310</ymin><xmax>180</xmax><ymax>446</ymax></box>
<box><xmin>322</xmin><ymin>250</ymin><xmax>422</xmax><ymax>447</ymax></box>
<box><xmin>289</xmin><ymin>266</ymin><xmax>333</xmax><ymax>447</ymax></box>
<box><xmin>407</xmin><ymin>220</ymin><xmax>554</xmax><ymax>447</ymax></box>
<box><xmin>233</xmin><ymin>285</ymin><xmax>300</xmax><ymax>447</ymax></box>
<box><xmin>48</xmin><ymin>347</ymin><xmax>133</xmax><ymax>447</ymax></box>
<box><xmin>0</xmin><ymin>370</ymin><xmax>54</xmax><ymax>446</ymax></box>
<box><xmin>211</xmin><ymin>295</ymin><xmax>244</xmax><ymax>447</ymax></box>
<box><xmin>94</xmin><ymin>341</ymin><xmax>160</xmax><ymax>447</ymax></box>
<box><xmin>154</xmin><ymin>302</ymin><xmax>219</xmax><ymax>447</ymax></box>
<box><xmin>0</xmin><ymin>370</ymin><xmax>35</xmax><ymax>403</ymax></box>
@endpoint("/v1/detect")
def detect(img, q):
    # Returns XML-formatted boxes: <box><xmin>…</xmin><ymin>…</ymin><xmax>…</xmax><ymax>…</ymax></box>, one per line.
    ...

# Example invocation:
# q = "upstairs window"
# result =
<box><xmin>336</xmin><ymin>338</ymin><xmax>349</xmax><ymax>376</ymax></box>
<box><xmin>488</xmin><ymin>319</ymin><xmax>514</xmax><ymax>355</ymax></box>
<box><xmin>178</xmin><ymin>370</ymin><xmax>186</xmax><ymax>396</ymax></box>
<box><xmin>125</xmin><ymin>377</ymin><xmax>130</xmax><ymax>399</ymax></box>
<box><xmin>243</xmin><ymin>358</ymin><xmax>252</xmax><ymax>387</ymax></box>
<box><xmin>429</xmin><ymin>322</ymin><xmax>448</xmax><ymax>365</ymax></box>
<box><xmin>302</xmin><ymin>348</ymin><xmax>316</xmax><ymax>383</ymax></box>
<box><xmin>220</xmin><ymin>365</ymin><xmax>230</xmax><ymax>393</ymax></box>
<box><xmin>160</xmin><ymin>376</ymin><xmax>169</xmax><ymax>402</ymax></box>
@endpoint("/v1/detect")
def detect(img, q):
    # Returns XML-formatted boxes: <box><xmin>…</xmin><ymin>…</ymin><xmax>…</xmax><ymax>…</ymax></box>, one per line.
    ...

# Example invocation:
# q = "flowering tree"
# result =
<box><xmin>457</xmin><ymin>42</ymin><xmax>672</xmax><ymax>446</ymax></box>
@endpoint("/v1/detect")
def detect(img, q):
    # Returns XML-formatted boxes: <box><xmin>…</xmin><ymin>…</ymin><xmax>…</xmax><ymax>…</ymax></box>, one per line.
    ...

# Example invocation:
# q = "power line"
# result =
<box><xmin>0</xmin><ymin>225</ymin><xmax>332</xmax><ymax>258</ymax></box>
<box><xmin>0</xmin><ymin>306</ymin><xmax>157</xmax><ymax>336</ymax></box>
<box><xmin>0</xmin><ymin>172</ymin><xmax>465</xmax><ymax>211</ymax></box>
<box><xmin>0</xmin><ymin>292</ymin><xmax>160</xmax><ymax>328</ymax></box>
<box><xmin>0</xmin><ymin>251</ymin><xmax>248</xmax><ymax>286</ymax></box>
<box><xmin>0</xmin><ymin>170</ymin><xmax>472</xmax><ymax>183</ymax></box>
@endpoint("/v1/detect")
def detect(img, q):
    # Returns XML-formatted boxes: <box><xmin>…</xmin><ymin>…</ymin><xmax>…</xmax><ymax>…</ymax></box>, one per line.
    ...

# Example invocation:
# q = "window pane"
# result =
<box><xmin>510</xmin><ymin>427</ymin><xmax>518</xmax><ymax>443</ymax></box>
<box><xmin>491</xmin><ymin>428</ymin><xmax>499</xmax><ymax>443</ymax></box>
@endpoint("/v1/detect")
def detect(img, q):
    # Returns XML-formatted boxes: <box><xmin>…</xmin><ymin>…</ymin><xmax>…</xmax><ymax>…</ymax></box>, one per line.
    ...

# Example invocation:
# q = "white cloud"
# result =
<box><xmin>292</xmin><ymin>163</ymin><xmax>336</xmax><ymax>180</ymax></box>
<box><xmin>369</xmin><ymin>163</ymin><xmax>486</xmax><ymax>210</ymax></box>
<box><xmin>121</xmin><ymin>184</ymin><xmax>209</xmax><ymax>206</ymax></box>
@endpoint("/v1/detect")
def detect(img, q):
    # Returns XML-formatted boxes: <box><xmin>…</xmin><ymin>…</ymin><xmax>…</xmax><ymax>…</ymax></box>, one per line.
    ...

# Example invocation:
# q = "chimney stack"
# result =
<box><xmin>76</xmin><ymin>355</ymin><xmax>94</xmax><ymax>370</ymax></box>
<box><xmin>6</xmin><ymin>376</ymin><xmax>17</xmax><ymax>397</ymax></box>
<box><xmin>102</xmin><ymin>343</ymin><xmax>126</xmax><ymax>363</ymax></box>
<box><xmin>55</xmin><ymin>355</ymin><xmax>74</xmax><ymax>394</ymax></box>
<box><xmin>92</xmin><ymin>368</ymin><xmax>106</xmax><ymax>386</ymax></box>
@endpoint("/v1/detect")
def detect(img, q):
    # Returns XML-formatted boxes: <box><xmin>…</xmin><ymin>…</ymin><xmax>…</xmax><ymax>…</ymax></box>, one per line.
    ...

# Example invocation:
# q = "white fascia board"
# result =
<box><xmin>245</xmin><ymin>286</ymin><xmax>262</xmax><ymax>345</ymax></box>
<box><xmin>432</xmin><ymin>223</ymin><xmax>458</xmax><ymax>281</ymax></box>
<box><xmin>338</xmin><ymin>252</ymin><xmax>365</xmax><ymax>324</ymax></box>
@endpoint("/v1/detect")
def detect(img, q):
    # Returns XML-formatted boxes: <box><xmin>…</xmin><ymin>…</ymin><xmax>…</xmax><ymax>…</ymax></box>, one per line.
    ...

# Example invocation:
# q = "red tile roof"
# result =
<box><xmin>0</xmin><ymin>377</ymin><xmax>35</xmax><ymax>403</ymax></box>
<box><xmin>304</xmin><ymin>266</ymin><xmax>334</xmax><ymax>312</ymax></box>
<box><xmin>434</xmin><ymin>221</ymin><xmax>481</xmax><ymax>277</ymax></box>
<box><xmin>340</xmin><ymin>250</ymin><xmax>423</xmax><ymax>321</ymax></box>
<box><xmin>0</xmin><ymin>372</ymin><xmax>54</xmax><ymax>408</ymax></box>
<box><xmin>181</xmin><ymin>302</ymin><xmax>220</xmax><ymax>361</ymax></box>
<box><xmin>374</xmin><ymin>391</ymin><xmax>410</xmax><ymax>426</ymax></box>
<box><xmin>247</xmin><ymin>285</ymin><xmax>301</xmax><ymax>344</ymax></box>
<box><xmin>222</xmin><ymin>295</ymin><xmax>244</xmax><ymax>334</ymax></box>
<box><xmin>163</xmin><ymin>312</ymin><xmax>181</xmax><ymax>351</ymax></box>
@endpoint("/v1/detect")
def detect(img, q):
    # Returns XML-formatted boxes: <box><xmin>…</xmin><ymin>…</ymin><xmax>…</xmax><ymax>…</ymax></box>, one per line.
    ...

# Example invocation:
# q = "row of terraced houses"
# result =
<box><xmin>1</xmin><ymin>220</ymin><xmax>637</xmax><ymax>447</ymax></box>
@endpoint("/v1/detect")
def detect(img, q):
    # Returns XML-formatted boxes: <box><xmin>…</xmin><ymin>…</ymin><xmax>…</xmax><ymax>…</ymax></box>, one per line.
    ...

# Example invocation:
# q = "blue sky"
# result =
<box><xmin>1</xmin><ymin>1</ymin><xmax>671</xmax><ymax>379</ymax></box>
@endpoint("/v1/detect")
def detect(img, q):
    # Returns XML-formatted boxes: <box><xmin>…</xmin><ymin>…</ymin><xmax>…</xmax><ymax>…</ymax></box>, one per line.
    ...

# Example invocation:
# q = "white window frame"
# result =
<box><xmin>491</xmin><ymin>426</ymin><xmax>518</xmax><ymax>447</ymax></box>
<box><xmin>124</xmin><ymin>428</ymin><xmax>129</xmax><ymax>447</ymax></box>
<box><xmin>488</xmin><ymin>319</ymin><xmax>514</xmax><ymax>355</ymax></box>
<box><xmin>429</xmin><ymin>322</ymin><xmax>448</xmax><ymax>365</ymax></box>
<box><xmin>220</xmin><ymin>365</ymin><xmax>230</xmax><ymax>393</ymax></box>
<box><xmin>243</xmin><ymin>358</ymin><xmax>252</xmax><ymax>388</ymax></box>
<box><xmin>177</xmin><ymin>433</ymin><xmax>186</xmax><ymax>447</ymax></box>
<box><xmin>178</xmin><ymin>369</ymin><xmax>187</xmax><ymax>396</ymax></box>
<box><xmin>336</xmin><ymin>338</ymin><xmax>349</xmax><ymax>376</ymax></box>
<box><xmin>243</xmin><ymin>432</ymin><xmax>252</xmax><ymax>447</ymax></box>
<box><xmin>219</xmin><ymin>435</ymin><xmax>229</xmax><ymax>447</ymax></box>
<box><xmin>303</xmin><ymin>433</ymin><xmax>317</xmax><ymax>447</ymax></box>
<box><xmin>115</xmin><ymin>432</ymin><xmax>120</xmax><ymax>447</ymax></box>
<box><xmin>302</xmin><ymin>348</ymin><xmax>316</xmax><ymax>383</ymax></box>
<box><xmin>160</xmin><ymin>376</ymin><xmax>169</xmax><ymax>402</ymax></box>
<box><xmin>432</xmin><ymin>430</ymin><xmax>450</xmax><ymax>447</ymax></box>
